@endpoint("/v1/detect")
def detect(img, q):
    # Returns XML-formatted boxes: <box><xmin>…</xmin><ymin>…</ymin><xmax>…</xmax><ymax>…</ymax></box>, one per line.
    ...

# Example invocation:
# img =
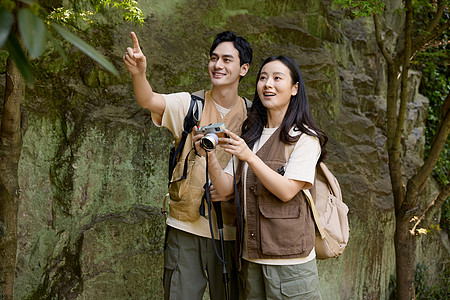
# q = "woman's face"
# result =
<box><xmin>257</xmin><ymin>60</ymin><xmax>298</xmax><ymax>114</ymax></box>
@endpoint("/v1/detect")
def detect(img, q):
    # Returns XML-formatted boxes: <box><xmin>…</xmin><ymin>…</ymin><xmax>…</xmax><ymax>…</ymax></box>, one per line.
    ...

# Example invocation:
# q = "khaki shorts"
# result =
<box><xmin>241</xmin><ymin>259</ymin><xmax>321</xmax><ymax>300</ymax></box>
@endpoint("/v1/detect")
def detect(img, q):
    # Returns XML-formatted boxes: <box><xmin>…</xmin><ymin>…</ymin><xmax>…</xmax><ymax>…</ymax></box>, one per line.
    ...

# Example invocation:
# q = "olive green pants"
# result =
<box><xmin>163</xmin><ymin>226</ymin><xmax>239</xmax><ymax>300</ymax></box>
<box><xmin>241</xmin><ymin>259</ymin><xmax>321</xmax><ymax>300</ymax></box>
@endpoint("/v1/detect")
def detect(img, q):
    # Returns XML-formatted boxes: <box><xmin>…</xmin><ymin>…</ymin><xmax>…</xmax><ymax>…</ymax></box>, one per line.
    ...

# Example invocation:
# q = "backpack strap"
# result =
<box><xmin>168</xmin><ymin>91</ymin><xmax>205</xmax><ymax>183</ymax></box>
<box><xmin>243</xmin><ymin>97</ymin><xmax>252</xmax><ymax>113</ymax></box>
<box><xmin>302</xmin><ymin>189</ymin><xmax>326</xmax><ymax>239</ymax></box>
<box><xmin>282</xmin><ymin>136</ymin><xmax>326</xmax><ymax>238</ymax></box>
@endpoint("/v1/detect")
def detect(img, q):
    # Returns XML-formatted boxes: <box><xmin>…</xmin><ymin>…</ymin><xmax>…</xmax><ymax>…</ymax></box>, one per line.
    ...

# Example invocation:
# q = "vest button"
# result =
<box><xmin>250</xmin><ymin>233</ymin><xmax>254</xmax><ymax>237</ymax></box>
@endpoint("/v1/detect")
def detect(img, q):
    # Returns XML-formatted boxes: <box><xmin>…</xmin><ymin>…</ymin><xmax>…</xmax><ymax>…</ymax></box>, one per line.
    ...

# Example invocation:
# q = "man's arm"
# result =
<box><xmin>123</xmin><ymin>32</ymin><xmax>165</xmax><ymax>117</ymax></box>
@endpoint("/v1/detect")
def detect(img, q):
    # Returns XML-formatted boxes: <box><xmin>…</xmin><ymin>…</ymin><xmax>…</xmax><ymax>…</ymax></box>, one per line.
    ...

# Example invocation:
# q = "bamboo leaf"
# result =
<box><xmin>51</xmin><ymin>23</ymin><xmax>119</xmax><ymax>77</ymax></box>
<box><xmin>5</xmin><ymin>33</ymin><xmax>34</xmax><ymax>84</ymax></box>
<box><xmin>0</xmin><ymin>8</ymin><xmax>14</xmax><ymax>49</ymax></box>
<box><xmin>18</xmin><ymin>8</ymin><xmax>47</xmax><ymax>59</ymax></box>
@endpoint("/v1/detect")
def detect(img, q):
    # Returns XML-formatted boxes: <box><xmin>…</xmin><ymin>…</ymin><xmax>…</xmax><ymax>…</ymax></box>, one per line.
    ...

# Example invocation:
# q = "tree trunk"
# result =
<box><xmin>395</xmin><ymin>212</ymin><xmax>416</xmax><ymax>300</ymax></box>
<box><xmin>0</xmin><ymin>57</ymin><xmax>25</xmax><ymax>299</ymax></box>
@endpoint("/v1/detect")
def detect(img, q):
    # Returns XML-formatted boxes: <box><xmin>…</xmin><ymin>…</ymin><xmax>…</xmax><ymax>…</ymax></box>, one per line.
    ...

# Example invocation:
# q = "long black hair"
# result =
<box><xmin>241</xmin><ymin>55</ymin><xmax>328</xmax><ymax>161</ymax></box>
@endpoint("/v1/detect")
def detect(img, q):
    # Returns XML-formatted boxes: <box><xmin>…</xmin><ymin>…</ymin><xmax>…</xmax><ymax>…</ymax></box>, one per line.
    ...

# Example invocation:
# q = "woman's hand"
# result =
<box><xmin>219</xmin><ymin>129</ymin><xmax>254</xmax><ymax>163</ymax></box>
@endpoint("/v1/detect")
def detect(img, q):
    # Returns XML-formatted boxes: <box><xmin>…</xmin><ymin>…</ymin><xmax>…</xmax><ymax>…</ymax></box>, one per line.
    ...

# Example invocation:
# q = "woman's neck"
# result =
<box><xmin>266</xmin><ymin>109</ymin><xmax>287</xmax><ymax>128</ymax></box>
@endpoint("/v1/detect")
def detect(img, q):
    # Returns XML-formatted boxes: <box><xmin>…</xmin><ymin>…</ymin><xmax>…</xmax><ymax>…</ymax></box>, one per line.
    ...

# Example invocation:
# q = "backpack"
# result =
<box><xmin>303</xmin><ymin>162</ymin><xmax>349</xmax><ymax>259</ymax></box>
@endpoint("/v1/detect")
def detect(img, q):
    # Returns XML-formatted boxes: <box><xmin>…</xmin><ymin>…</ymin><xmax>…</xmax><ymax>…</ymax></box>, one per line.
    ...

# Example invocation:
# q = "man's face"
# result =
<box><xmin>208</xmin><ymin>41</ymin><xmax>249</xmax><ymax>87</ymax></box>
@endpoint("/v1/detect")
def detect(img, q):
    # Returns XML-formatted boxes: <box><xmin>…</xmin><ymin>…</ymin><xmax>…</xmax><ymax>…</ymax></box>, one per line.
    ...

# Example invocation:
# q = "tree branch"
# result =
<box><xmin>411</xmin><ymin>20</ymin><xmax>450</xmax><ymax>58</ymax></box>
<box><xmin>374</xmin><ymin>13</ymin><xmax>395</xmax><ymax>66</ymax></box>
<box><xmin>419</xmin><ymin>93</ymin><xmax>449</xmax><ymax>186</ymax></box>
<box><xmin>394</xmin><ymin>0</ymin><xmax>413</xmax><ymax>156</ymax></box>
<box><xmin>395</xmin><ymin>1</ymin><xmax>449</xmax><ymax>64</ymax></box>
<box><xmin>412</xmin><ymin>0</ymin><xmax>447</xmax><ymax>50</ymax></box>
<box><xmin>410</xmin><ymin>183</ymin><xmax>450</xmax><ymax>234</ymax></box>
<box><xmin>407</xmin><ymin>93</ymin><xmax>450</xmax><ymax>202</ymax></box>
<box><xmin>389</xmin><ymin>0</ymin><xmax>413</xmax><ymax>212</ymax></box>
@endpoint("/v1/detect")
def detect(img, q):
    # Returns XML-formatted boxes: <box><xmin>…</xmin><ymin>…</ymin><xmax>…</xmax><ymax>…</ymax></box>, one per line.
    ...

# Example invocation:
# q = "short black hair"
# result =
<box><xmin>209</xmin><ymin>31</ymin><xmax>253</xmax><ymax>66</ymax></box>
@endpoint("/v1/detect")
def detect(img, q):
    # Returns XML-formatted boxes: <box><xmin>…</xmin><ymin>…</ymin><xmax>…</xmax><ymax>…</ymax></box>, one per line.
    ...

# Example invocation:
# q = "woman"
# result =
<box><xmin>197</xmin><ymin>55</ymin><xmax>327</xmax><ymax>299</ymax></box>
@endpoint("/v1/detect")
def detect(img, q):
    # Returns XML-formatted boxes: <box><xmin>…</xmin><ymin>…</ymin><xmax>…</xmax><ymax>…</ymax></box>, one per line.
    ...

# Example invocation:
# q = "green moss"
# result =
<box><xmin>26</xmin><ymin>238</ymin><xmax>84</xmax><ymax>300</ymax></box>
<box><xmin>0</xmin><ymin>50</ymin><xmax>8</xmax><ymax>74</ymax></box>
<box><xmin>202</xmin><ymin>6</ymin><xmax>249</xmax><ymax>28</ymax></box>
<box><xmin>166</xmin><ymin>68</ymin><xmax>203</xmax><ymax>87</ymax></box>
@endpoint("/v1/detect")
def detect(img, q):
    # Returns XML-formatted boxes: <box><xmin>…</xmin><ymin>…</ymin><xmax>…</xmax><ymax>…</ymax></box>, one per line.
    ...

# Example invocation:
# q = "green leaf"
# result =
<box><xmin>5</xmin><ymin>33</ymin><xmax>34</xmax><ymax>84</ymax></box>
<box><xmin>51</xmin><ymin>23</ymin><xmax>119</xmax><ymax>77</ymax></box>
<box><xmin>18</xmin><ymin>8</ymin><xmax>47</xmax><ymax>59</ymax></box>
<box><xmin>0</xmin><ymin>8</ymin><xmax>14</xmax><ymax>49</ymax></box>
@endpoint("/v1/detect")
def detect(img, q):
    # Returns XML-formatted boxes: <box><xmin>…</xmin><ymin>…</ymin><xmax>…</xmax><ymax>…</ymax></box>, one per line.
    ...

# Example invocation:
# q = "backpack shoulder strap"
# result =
<box><xmin>168</xmin><ymin>91</ymin><xmax>205</xmax><ymax>182</ymax></box>
<box><xmin>184</xmin><ymin>90</ymin><xmax>205</xmax><ymax>131</ymax></box>
<box><xmin>243</xmin><ymin>96</ymin><xmax>252</xmax><ymax>113</ymax></box>
<box><xmin>303</xmin><ymin>189</ymin><xmax>326</xmax><ymax>238</ymax></box>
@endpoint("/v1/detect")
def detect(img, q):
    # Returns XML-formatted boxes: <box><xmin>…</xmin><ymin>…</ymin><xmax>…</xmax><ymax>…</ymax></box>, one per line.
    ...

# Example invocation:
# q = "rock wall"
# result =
<box><xmin>0</xmin><ymin>0</ymin><xmax>446</xmax><ymax>299</ymax></box>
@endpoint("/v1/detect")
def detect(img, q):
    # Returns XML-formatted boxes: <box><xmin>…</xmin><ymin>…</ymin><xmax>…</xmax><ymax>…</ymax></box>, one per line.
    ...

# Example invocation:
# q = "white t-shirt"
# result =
<box><xmin>152</xmin><ymin>92</ymin><xmax>236</xmax><ymax>240</ymax></box>
<box><xmin>224</xmin><ymin>127</ymin><xmax>321</xmax><ymax>265</ymax></box>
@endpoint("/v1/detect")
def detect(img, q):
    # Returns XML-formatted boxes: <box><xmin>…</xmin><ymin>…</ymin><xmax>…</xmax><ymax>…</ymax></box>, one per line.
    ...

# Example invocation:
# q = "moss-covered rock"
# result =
<box><xmin>3</xmin><ymin>0</ymin><xmax>446</xmax><ymax>299</ymax></box>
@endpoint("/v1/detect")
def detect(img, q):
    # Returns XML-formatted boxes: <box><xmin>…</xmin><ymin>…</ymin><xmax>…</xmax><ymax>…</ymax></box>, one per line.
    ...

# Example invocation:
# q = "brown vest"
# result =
<box><xmin>168</xmin><ymin>90</ymin><xmax>247</xmax><ymax>224</ymax></box>
<box><xmin>235</xmin><ymin>127</ymin><xmax>315</xmax><ymax>260</ymax></box>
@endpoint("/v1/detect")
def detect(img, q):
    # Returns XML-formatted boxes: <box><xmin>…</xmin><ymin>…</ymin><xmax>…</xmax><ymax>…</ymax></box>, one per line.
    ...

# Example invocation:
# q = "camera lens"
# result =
<box><xmin>200</xmin><ymin>133</ymin><xmax>218</xmax><ymax>151</ymax></box>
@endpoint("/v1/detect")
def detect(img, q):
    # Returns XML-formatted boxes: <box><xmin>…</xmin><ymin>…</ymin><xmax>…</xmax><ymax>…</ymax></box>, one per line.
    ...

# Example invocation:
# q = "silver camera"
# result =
<box><xmin>195</xmin><ymin>122</ymin><xmax>227</xmax><ymax>151</ymax></box>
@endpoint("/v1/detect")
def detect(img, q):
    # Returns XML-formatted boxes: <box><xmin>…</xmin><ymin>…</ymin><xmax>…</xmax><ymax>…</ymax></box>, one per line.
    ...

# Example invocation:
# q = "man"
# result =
<box><xmin>123</xmin><ymin>31</ymin><xmax>252</xmax><ymax>300</ymax></box>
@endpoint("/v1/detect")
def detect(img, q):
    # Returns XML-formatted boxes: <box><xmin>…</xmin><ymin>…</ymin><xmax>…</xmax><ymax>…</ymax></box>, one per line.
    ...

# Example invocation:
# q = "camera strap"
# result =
<box><xmin>199</xmin><ymin>153</ymin><xmax>228</xmax><ymax>265</ymax></box>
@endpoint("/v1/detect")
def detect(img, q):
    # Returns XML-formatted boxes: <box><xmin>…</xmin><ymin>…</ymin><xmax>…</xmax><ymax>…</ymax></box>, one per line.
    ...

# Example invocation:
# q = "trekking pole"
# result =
<box><xmin>203</xmin><ymin>152</ymin><xmax>230</xmax><ymax>299</ymax></box>
<box><xmin>213</xmin><ymin>201</ymin><xmax>230</xmax><ymax>300</ymax></box>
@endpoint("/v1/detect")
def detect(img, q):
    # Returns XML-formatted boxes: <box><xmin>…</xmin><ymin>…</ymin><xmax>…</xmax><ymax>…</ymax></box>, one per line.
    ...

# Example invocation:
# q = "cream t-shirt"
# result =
<box><xmin>224</xmin><ymin>127</ymin><xmax>321</xmax><ymax>265</ymax></box>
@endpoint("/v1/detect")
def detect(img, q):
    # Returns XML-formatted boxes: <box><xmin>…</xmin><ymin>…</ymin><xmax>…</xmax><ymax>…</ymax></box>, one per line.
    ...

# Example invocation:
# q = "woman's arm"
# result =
<box><xmin>220</xmin><ymin>130</ymin><xmax>307</xmax><ymax>202</ymax></box>
<box><xmin>243</xmin><ymin>153</ymin><xmax>306</xmax><ymax>202</ymax></box>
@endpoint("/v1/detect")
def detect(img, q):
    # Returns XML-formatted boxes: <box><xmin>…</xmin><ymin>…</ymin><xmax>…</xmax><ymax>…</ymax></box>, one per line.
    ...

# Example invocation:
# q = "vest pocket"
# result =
<box><xmin>258</xmin><ymin>204</ymin><xmax>304</xmax><ymax>256</ymax></box>
<box><xmin>168</xmin><ymin>156</ymin><xmax>205</xmax><ymax>222</ymax></box>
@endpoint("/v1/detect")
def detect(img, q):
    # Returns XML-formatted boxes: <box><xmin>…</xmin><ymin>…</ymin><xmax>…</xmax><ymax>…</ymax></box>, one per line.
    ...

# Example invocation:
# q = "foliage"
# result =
<box><xmin>47</xmin><ymin>0</ymin><xmax>144</xmax><ymax>26</ymax></box>
<box><xmin>0</xmin><ymin>0</ymin><xmax>144</xmax><ymax>84</ymax></box>
<box><xmin>413</xmin><ymin>25</ymin><xmax>449</xmax><ymax>231</ymax></box>
<box><xmin>332</xmin><ymin>0</ymin><xmax>385</xmax><ymax>17</ymax></box>
<box><xmin>389</xmin><ymin>263</ymin><xmax>450</xmax><ymax>299</ymax></box>
<box><xmin>415</xmin><ymin>263</ymin><xmax>450</xmax><ymax>299</ymax></box>
<box><xmin>47</xmin><ymin>8</ymin><xmax>95</xmax><ymax>24</ymax></box>
<box><xmin>90</xmin><ymin>0</ymin><xmax>144</xmax><ymax>24</ymax></box>
<box><xmin>415</xmin><ymin>48</ymin><xmax>449</xmax><ymax>187</ymax></box>
<box><xmin>412</xmin><ymin>0</ymin><xmax>449</xmax><ymax>36</ymax></box>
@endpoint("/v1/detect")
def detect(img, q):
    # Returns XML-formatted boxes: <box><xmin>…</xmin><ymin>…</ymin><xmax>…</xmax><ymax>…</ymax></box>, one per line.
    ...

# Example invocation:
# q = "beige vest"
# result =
<box><xmin>168</xmin><ymin>90</ymin><xmax>247</xmax><ymax>224</ymax></box>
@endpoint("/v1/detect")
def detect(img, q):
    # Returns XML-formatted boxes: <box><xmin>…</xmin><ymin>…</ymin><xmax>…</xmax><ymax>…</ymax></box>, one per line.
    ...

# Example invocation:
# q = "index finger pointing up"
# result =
<box><xmin>130</xmin><ymin>32</ymin><xmax>140</xmax><ymax>50</ymax></box>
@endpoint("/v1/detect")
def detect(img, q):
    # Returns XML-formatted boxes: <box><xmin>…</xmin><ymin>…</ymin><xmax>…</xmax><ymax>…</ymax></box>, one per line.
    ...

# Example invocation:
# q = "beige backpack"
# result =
<box><xmin>303</xmin><ymin>162</ymin><xmax>349</xmax><ymax>259</ymax></box>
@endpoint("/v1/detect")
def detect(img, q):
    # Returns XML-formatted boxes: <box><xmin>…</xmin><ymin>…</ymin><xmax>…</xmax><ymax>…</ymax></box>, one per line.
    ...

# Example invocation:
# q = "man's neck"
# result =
<box><xmin>210</xmin><ymin>85</ymin><xmax>239</xmax><ymax>109</ymax></box>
